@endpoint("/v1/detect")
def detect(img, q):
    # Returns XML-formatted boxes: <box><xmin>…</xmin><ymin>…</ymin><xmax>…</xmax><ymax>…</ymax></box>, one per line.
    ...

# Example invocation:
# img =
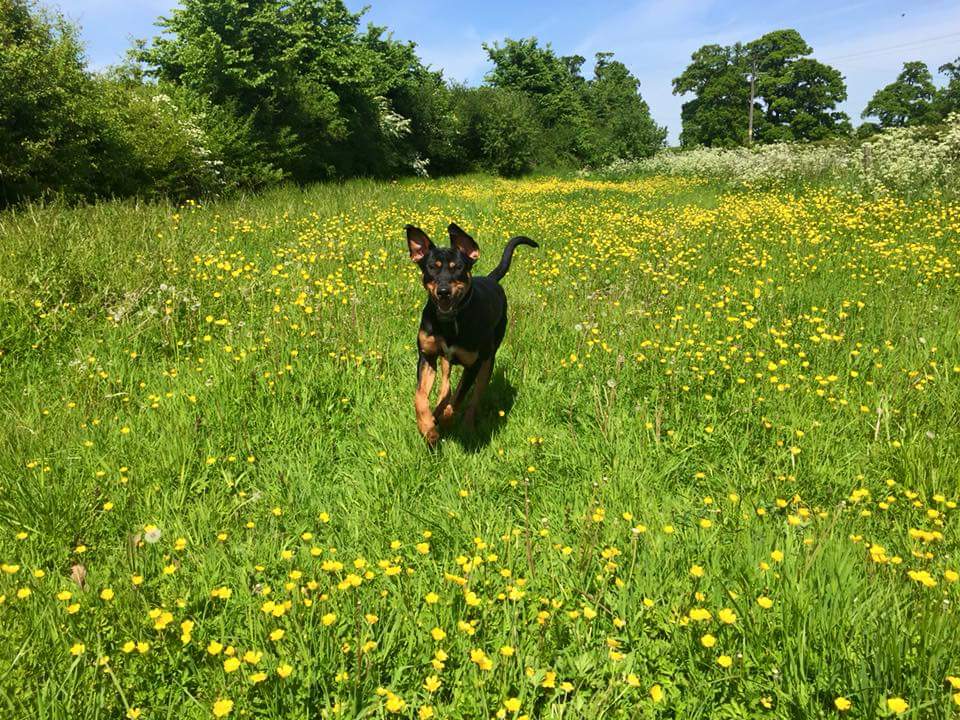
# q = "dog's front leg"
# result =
<box><xmin>433</xmin><ymin>356</ymin><xmax>453</xmax><ymax>425</ymax></box>
<box><xmin>415</xmin><ymin>354</ymin><xmax>439</xmax><ymax>447</ymax></box>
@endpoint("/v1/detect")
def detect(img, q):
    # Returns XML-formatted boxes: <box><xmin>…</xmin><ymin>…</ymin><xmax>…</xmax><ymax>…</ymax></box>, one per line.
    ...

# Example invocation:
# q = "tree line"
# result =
<box><xmin>671</xmin><ymin>28</ymin><xmax>960</xmax><ymax>147</ymax></box>
<box><xmin>0</xmin><ymin>0</ymin><xmax>664</xmax><ymax>205</ymax></box>
<box><xmin>2</xmin><ymin>0</ymin><xmax>958</xmax><ymax>206</ymax></box>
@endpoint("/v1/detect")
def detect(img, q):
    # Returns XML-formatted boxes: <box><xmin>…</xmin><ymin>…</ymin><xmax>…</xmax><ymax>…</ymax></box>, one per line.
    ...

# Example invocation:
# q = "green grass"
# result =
<box><xmin>1</xmin><ymin>174</ymin><xmax>959</xmax><ymax>719</ymax></box>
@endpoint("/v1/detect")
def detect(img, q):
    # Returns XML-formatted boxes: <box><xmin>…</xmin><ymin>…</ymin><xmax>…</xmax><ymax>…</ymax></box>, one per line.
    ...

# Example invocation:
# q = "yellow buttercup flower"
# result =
<box><xmin>886</xmin><ymin>697</ymin><xmax>908</xmax><ymax>714</ymax></box>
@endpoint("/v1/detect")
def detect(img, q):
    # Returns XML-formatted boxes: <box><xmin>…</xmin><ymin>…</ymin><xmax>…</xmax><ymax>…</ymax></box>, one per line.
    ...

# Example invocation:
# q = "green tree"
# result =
<box><xmin>935</xmin><ymin>57</ymin><xmax>960</xmax><ymax>117</ymax></box>
<box><xmin>483</xmin><ymin>37</ymin><xmax>594</xmax><ymax>164</ymax></box>
<box><xmin>748</xmin><ymin>30</ymin><xmax>849</xmax><ymax>142</ymax></box>
<box><xmin>450</xmin><ymin>85</ymin><xmax>541</xmax><ymax>176</ymax></box>
<box><xmin>863</xmin><ymin>61</ymin><xmax>939</xmax><ymax>127</ymax></box>
<box><xmin>138</xmin><ymin>0</ymin><xmax>417</xmax><ymax>181</ymax></box>
<box><xmin>587</xmin><ymin>53</ymin><xmax>666</xmax><ymax>162</ymax></box>
<box><xmin>673</xmin><ymin>29</ymin><xmax>849</xmax><ymax>147</ymax></box>
<box><xmin>484</xmin><ymin>39</ymin><xmax>662</xmax><ymax>164</ymax></box>
<box><xmin>0</xmin><ymin>0</ymin><xmax>100</xmax><ymax>201</ymax></box>
<box><xmin>483</xmin><ymin>38</ymin><xmax>583</xmax><ymax>126</ymax></box>
<box><xmin>94</xmin><ymin>73</ymin><xmax>238</xmax><ymax>199</ymax></box>
<box><xmin>1</xmin><ymin>0</ymin><xmax>220</xmax><ymax>203</ymax></box>
<box><xmin>355</xmin><ymin>26</ymin><xmax>460</xmax><ymax>176</ymax></box>
<box><xmin>672</xmin><ymin>44</ymin><xmax>751</xmax><ymax>147</ymax></box>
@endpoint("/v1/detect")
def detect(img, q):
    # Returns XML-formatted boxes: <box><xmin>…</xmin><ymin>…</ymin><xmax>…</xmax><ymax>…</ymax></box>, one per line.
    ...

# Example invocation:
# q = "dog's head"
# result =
<box><xmin>406</xmin><ymin>223</ymin><xmax>479</xmax><ymax>315</ymax></box>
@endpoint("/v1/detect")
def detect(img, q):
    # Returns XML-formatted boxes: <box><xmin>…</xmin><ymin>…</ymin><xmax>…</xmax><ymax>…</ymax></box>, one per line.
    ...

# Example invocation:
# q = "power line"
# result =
<box><xmin>822</xmin><ymin>29</ymin><xmax>960</xmax><ymax>63</ymax></box>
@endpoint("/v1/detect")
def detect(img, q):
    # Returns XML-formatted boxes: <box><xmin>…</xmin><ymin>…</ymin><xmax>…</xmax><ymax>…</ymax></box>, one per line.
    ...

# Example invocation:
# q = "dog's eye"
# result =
<box><xmin>433</xmin><ymin>261</ymin><xmax>442</xmax><ymax>269</ymax></box>
<box><xmin>448</xmin><ymin>262</ymin><xmax>456</xmax><ymax>270</ymax></box>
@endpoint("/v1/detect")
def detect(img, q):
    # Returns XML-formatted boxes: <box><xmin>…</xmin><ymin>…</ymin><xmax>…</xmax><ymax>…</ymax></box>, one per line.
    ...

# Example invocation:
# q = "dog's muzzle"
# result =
<box><xmin>434</xmin><ymin>284</ymin><xmax>473</xmax><ymax>319</ymax></box>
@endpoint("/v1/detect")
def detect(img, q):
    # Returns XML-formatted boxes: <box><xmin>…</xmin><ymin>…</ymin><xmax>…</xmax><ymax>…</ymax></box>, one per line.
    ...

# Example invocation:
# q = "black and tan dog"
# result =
<box><xmin>406</xmin><ymin>223</ymin><xmax>538</xmax><ymax>446</ymax></box>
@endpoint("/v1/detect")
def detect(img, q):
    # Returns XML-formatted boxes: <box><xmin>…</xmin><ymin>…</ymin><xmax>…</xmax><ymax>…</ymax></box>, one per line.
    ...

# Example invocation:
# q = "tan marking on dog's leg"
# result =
<box><xmin>433</xmin><ymin>356</ymin><xmax>453</xmax><ymax>425</ymax></box>
<box><xmin>415</xmin><ymin>357</ymin><xmax>439</xmax><ymax>446</ymax></box>
<box><xmin>418</xmin><ymin>330</ymin><xmax>440</xmax><ymax>355</ymax></box>
<box><xmin>463</xmin><ymin>359</ymin><xmax>493</xmax><ymax>429</ymax></box>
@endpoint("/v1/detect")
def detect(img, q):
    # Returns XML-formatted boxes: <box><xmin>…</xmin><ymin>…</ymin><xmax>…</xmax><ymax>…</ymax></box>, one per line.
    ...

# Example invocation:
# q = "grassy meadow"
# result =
<box><xmin>1</xmin><ymin>175</ymin><xmax>960</xmax><ymax>719</ymax></box>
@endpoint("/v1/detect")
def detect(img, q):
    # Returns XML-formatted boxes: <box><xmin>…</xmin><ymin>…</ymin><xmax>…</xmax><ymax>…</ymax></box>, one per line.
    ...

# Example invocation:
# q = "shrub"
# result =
<box><xmin>95</xmin><ymin>80</ymin><xmax>223</xmax><ymax>200</ymax></box>
<box><xmin>172</xmin><ymin>88</ymin><xmax>285</xmax><ymax>192</ymax></box>
<box><xmin>453</xmin><ymin>86</ymin><xmax>542</xmax><ymax>177</ymax></box>
<box><xmin>592</xmin><ymin>111</ymin><xmax>960</xmax><ymax>196</ymax></box>
<box><xmin>0</xmin><ymin>0</ymin><xmax>101</xmax><ymax>203</ymax></box>
<box><xmin>596</xmin><ymin>143</ymin><xmax>854</xmax><ymax>185</ymax></box>
<box><xmin>860</xmin><ymin>114</ymin><xmax>960</xmax><ymax>193</ymax></box>
<box><xmin>0</xmin><ymin>1</ymin><xmax>262</xmax><ymax>204</ymax></box>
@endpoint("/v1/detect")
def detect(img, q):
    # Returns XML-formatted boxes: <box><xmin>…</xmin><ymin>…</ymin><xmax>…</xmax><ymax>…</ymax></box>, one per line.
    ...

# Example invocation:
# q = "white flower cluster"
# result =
<box><xmin>609</xmin><ymin>143</ymin><xmax>853</xmax><ymax>185</ymax></box>
<box><xmin>150</xmin><ymin>93</ymin><xmax>218</xmax><ymax>170</ymax></box>
<box><xmin>411</xmin><ymin>154</ymin><xmax>430</xmax><ymax>178</ymax></box>
<box><xmin>374</xmin><ymin>96</ymin><xmax>412</xmax><ymax>140</ymax></box>
<box><xmin>860</xmin><ymin>113</ymin><xmax>960</xmax><ymax>194</ymax></box>
<box><xmin>594</xmin><ymin>112</ymin><xmax>960</xmax><ymax>195</ymax></box>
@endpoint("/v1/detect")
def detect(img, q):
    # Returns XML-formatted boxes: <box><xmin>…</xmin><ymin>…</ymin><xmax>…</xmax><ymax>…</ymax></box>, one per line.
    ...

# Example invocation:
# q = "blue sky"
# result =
<box><xmin>56</xmin><ymin>0</ymin><xmax>960</xmax><ymax>143</ymax></box>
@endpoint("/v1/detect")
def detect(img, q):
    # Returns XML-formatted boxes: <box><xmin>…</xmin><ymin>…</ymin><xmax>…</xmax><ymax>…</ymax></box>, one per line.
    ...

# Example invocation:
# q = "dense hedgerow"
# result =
<box><xmin>0</xmin><ymin>0</ymin><xmax>664</xmax><ymax>206</ymax></box>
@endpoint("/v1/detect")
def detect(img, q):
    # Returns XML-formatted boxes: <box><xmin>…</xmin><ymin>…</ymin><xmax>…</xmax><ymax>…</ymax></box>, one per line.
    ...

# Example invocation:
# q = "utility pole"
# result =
<box><xmin>747</xmin><ymin>60</ymin><xmax>756</xmax><ymax>146</ymax></box>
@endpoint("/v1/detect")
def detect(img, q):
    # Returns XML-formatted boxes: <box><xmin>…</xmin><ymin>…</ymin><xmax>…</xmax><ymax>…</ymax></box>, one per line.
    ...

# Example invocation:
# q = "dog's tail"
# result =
<box><xmin>487</xmin><ymin>236</ymin><xmax>538</xmax><ymax>283</ymax></box>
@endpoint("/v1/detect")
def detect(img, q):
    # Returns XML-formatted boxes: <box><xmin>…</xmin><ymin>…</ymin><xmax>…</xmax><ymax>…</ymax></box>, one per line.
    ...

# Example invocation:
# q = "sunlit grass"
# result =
<box><xmin>1</xmin><ymin>175</ymin><xmax>959</xmax><ymax>718</ymax></box>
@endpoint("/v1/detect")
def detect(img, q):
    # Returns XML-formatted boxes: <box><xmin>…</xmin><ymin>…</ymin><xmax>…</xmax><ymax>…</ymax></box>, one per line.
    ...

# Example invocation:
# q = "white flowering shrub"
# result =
<box><xmin>594</xmin><ymin>112</ymin><xmax>960</xmax><ymax>195</ymax></box>
<box><xmin>97</xmin><ymin>82</ymin><xmax>224</xmax><ymax>199</ymax></box>
<box><xmin>860</xmin><ymin>113</ymin><xmax>960</xmax><ymax>193</ymax></box>
<box><xmin>596</xmin><ymin>144</ymin><xmax>854</xmax><ymax>185</ymax></box>
<box><xmin>374</xmin><ymin>96</ymin><xmax>413</xmax><ymax>140</ymax></box>
<box><xmin>411</xmin><ymin>154</ymin><xmax>431</xmax><ymax>178</ymax></box>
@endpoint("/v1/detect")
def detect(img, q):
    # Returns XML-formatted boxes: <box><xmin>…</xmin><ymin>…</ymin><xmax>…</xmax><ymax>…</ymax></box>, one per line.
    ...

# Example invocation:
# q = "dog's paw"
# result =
<box><xmin>436</xmin><ymin>404</ymin><xmax>456</xmax><ymax>428</ymax></box>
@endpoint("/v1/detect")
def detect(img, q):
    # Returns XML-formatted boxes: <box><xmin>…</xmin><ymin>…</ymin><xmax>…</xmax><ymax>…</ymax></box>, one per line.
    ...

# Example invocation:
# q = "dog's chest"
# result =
<box><xmin>438</xmin><ymin>336</ymin><xmax>478</xmax><ymax>367</ymax></box>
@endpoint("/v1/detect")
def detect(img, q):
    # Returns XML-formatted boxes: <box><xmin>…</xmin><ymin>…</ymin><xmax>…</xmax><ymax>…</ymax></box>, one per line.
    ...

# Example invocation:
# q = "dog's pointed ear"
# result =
<box><xmin>448</xmin><ymin>223</ymin><xmax>479</xmax><ymax>262</ymax></box>
<box><xmin>406</xmin><ymin>225</ymin><xmax>432</xmax><ymax>264</ymax></box>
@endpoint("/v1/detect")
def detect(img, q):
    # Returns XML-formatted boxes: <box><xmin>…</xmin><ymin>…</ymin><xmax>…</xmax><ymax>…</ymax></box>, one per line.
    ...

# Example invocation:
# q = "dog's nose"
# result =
<box><xmin>437</xmin><ymin>287</ymin><xmax>452</xmax><ymax>299</ymax></box>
